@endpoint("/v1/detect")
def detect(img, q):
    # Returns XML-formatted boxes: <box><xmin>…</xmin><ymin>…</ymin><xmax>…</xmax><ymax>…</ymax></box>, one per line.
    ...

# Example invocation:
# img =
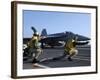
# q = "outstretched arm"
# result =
<box><xmin>31</xmin><ymin>26</ymin><xmax>37</xmax><ymax>33</ymax></box>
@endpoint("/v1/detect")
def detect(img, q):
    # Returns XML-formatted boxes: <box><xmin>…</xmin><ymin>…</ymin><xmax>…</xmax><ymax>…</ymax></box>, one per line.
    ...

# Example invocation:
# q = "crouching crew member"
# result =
<box><xmin>53</xmin><ymin>36</ymin><xmax>88</xmax><ymax>61</ymax></box>
<box><xmin>64</xmin><ymin>37</ymin><xmax>78</xmax><ymax>61</ymax></box>
<box><xmin>27</xmin><ymin>32</ymin><xmax>43</xmax><ymax>63</ymax></box>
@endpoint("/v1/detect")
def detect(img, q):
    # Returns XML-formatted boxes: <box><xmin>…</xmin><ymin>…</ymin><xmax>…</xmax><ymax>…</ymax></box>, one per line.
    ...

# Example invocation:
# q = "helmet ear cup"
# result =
<box><xmin>35</xmin><ymin>32</ymin><xmax>39</xmax><ymax>35</ymax></box>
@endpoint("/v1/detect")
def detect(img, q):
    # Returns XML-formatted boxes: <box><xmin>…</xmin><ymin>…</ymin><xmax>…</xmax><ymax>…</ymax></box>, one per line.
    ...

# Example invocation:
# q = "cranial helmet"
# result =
<box><xmin>35</xmin><ymin>32</ymin><xmax>39</xmax><ymax>35</ymax></box>
<box><xmin>33</xmin><ymin>32</ymin><xmax>39</xmax><ymax>36</ymax></box>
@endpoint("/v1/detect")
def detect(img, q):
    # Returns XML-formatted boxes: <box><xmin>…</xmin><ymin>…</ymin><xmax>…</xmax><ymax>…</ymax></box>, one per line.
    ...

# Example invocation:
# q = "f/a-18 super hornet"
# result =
<box><xmin>23</xmin><ymin>26</ymin><xmax>90</xmax><ymax>48</ymax></box>
<box><xmin>23</xmin><ymin>27</ymin><xmax>90</xmax><ymax>62</ymax></box>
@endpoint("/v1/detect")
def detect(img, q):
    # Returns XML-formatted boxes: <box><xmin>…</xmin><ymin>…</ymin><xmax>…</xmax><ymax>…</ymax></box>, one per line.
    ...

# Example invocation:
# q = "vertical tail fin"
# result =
<box><xmin>41</xmin><ymin>29</ymin><xmax>47</xmax><ymax>36</ymax></box>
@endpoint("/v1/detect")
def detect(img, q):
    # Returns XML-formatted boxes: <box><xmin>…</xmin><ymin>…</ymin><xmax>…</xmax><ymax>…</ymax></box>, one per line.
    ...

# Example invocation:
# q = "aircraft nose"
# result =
<box><xmin>76</xmin><ymin>35</ymin><xmax>90</xmax><ymax>41</ymax></box>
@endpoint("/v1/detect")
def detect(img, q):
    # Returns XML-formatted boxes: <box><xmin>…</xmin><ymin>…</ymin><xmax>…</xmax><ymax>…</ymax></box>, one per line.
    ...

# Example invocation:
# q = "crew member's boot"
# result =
<box><xmin>67</xmin><ymin>56</ymin><xmax>72</xmax><ymax>61</ymax></box>
<box><xmin>32</xmin><ymin>58</ymin><xmax>39</xmax><ymax>63</ymax></box>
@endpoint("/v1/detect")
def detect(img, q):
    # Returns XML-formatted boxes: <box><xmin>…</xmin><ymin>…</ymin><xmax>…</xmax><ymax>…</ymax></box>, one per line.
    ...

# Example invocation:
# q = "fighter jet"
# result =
<box><xmin>40</xmin><ymin>28</ymin><xmax>90</xmax><ymax>48</ymax></box>
<box><xmin>23</xmin><ymin>27</ymin><xmax>90</xmax><ymax>48</ymax></box>
<box><xmin>23</xmin><ymin>26</ymin><xmax>90</xmax><ymax>61</ymax></box>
